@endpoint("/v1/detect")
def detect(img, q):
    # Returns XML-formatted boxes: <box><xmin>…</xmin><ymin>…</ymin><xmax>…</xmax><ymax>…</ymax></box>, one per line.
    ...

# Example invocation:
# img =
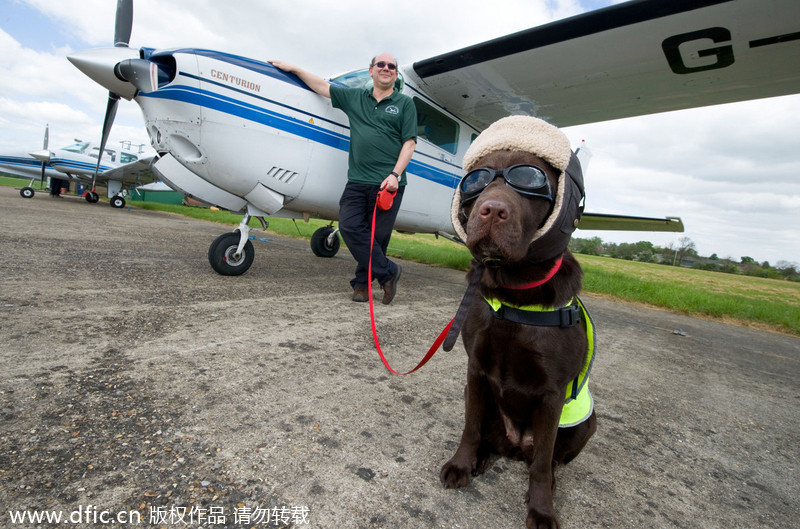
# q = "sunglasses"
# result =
<box><xmin>372</xmin><ymin>61</ymin><xmax>397</xmax><ymax>71</ymax></box>
<box><xmin>459</xmin><ymin>164</ymin><xmax>553</xmax><ymax>204</ymax></box>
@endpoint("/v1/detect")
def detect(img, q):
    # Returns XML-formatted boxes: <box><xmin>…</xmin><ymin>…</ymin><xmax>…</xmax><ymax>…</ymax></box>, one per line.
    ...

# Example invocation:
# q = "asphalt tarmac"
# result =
<box><xmin>1</xmin><ymin>185</ymin><xmax>798</xmax><ymax>529</ymax></box>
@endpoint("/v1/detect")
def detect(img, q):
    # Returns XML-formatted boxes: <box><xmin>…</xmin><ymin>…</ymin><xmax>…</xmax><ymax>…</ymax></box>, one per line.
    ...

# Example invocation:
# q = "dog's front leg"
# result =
<box><xmin>524</xmin><ymin>400</ymin><xmax>563</xmax><ymax>529</ymax></box>
<box><xmin>440</xmin><ymin>364</ymin><xmax>489</xmax><ymax>488</ymax></box>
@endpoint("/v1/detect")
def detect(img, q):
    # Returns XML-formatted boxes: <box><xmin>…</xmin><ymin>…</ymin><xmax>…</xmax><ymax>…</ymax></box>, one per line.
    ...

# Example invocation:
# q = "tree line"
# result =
<box><xmin>568</xmin><ymin>236</ymin><xmax>799</xmax><ymax>282</ymax></box>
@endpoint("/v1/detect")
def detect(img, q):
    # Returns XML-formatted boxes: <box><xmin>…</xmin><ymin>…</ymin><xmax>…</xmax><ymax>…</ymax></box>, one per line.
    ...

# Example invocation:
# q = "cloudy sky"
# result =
<box><xmin>1</xmin><ymin>0</ymin><xmax>797</xmax><ymax>265</ymax></box>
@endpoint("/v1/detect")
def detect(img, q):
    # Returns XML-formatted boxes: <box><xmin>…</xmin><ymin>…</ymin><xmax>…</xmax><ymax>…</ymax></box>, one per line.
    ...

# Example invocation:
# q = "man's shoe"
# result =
<box><xmin>352</xmin><ymin>286</ymin><xmax>369</xmax><ymax>302</ymax></box>
<box><xmin>381</xmin><ymin>265</ymin><xmax>402</xmax><ymax>305</ymax></box>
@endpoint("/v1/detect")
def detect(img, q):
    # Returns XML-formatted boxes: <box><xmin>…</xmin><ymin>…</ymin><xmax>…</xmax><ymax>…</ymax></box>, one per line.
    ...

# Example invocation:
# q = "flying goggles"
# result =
<box><xmin>458</xmin><ymin>164</ymin><xmax>553</xmax><ymax>204</ymax></box>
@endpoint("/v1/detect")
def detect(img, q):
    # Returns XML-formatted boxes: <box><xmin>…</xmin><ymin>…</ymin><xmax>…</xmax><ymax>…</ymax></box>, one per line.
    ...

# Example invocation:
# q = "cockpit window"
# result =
<box><xmin>63</xmin><ymin>142</ymin><xmax>90</xmax><ymax>153</ymax></box>
<box><xmin>89</xmin><ymin>148</ymin><xmax>116</xmax><ymax>162</ymax></box>
<box><xmin>120</xmin><ymin>152</ymin><xmax>138</xmax><ymax>164</ymax></box>
<box><xmin>330</xmin><ymin>68</ymin><xmax>404</xmax><ymax>92</ymax></box>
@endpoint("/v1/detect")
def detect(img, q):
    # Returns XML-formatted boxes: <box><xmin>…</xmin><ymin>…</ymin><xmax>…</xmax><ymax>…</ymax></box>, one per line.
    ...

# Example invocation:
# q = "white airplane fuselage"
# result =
<box><xmin>0</xmin><ymin>150</ymin><xmax>64</xmax><ymax>181</ymax></box>
<box><xmin>1</xmin><ymin>142</ymin><xmax>127</xmax><ymax>182</ymax></box>
<box><xmin>134</xmin><ymin>48</ymin><xmax>467</xmax><ymax>236</ymax></box>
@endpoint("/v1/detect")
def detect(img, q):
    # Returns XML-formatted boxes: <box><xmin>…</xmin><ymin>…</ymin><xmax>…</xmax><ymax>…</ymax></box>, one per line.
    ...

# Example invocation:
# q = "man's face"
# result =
<box><xmin>369</xmin><ymin>53</ymin><xmax>398</xmax><ymax>90</ymax></box>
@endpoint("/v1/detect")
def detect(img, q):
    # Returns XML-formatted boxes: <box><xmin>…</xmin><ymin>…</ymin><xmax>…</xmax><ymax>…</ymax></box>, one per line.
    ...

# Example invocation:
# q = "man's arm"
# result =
<box><xmin>269</xmin><ymin>60</ymin><xmax>331</xmax><ymax>98</ymax></box>
<box><xmin>381</xmin><ymin>138</ymin><xmax>416</xmax><ymax>192</ymax></box>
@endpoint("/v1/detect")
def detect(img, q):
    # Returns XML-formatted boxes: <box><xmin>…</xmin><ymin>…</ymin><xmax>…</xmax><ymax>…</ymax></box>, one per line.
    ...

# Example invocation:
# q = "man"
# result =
<box><xmin>270</xmin><ymin>54</ymin><xmax>417</xmax><ymax>304</ymax></box>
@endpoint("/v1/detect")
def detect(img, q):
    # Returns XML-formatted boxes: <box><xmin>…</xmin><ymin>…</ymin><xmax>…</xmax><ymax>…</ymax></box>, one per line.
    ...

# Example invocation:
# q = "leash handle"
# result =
<box><xmin>367</xmin><ymin>198</ymin><xmax>453</xmax><ymax>375</ymax></box>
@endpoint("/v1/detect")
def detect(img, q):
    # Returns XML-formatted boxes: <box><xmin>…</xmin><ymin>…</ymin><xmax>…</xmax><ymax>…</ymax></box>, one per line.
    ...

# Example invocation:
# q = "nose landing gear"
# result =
<box><xmin>208</xmin><ymin>212</ymin><xmax>267</xmax><ymax>276</ymax></box>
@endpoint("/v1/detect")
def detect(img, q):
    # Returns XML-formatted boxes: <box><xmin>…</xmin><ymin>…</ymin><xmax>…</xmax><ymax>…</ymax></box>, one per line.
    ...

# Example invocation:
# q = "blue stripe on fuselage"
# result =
<box><xmin>0</xmin><ymin>156</ymin><xmax>49</xmax><ymax>169</ymax></box>
<box><xmin>139</xmin><ymin>79</ymin><xmax>460</xmax><ymax>190</ymax></box>
<box><xmin>50</xmin><ymin>158</ymin><xmax>112</xmax><ymax>173</ymax></box>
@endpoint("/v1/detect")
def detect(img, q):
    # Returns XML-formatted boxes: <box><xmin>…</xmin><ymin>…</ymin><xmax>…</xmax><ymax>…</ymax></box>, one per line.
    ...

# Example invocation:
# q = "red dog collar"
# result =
<box><xmin>501</xmin><ymin>255</ymin><xmax>563</xmax><ymax>290</ymax></box>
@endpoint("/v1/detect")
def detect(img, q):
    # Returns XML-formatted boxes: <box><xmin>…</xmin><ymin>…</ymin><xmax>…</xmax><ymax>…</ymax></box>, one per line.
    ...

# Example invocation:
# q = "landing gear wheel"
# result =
<box><xmin>208</xmin><ymin>231</ymin><xmax>254</xmax><ymax>276</ymax></box>
<box><xmin>311</xmin><ymin>227</ymin><xmax>340</xmax><ymax>257</ymax></box>
<box><xmin>85</xmin><ymin>192</ymin><xmax>100</xmax><ymax>203</ymax></box>
<box><xmin>110</xmin><ymin>196</ymin><xmax>126</xmax><ymax>208</ymax></box>
<box><xmin>20</xmin><ymin>187</ymin><xmax>35</xmax><ymax>199</ymax></box>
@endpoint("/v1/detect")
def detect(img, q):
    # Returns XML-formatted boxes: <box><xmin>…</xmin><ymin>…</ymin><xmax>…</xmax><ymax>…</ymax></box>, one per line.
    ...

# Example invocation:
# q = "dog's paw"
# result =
<box><xmin>440</xmin><ymin>458</ymin><xmax>474</xmax><ymax>489</ymax></box>
<box><xmin>526</xmin><ymin>507</ymin><xmax>559</xmax><ymax>529</ymax></box>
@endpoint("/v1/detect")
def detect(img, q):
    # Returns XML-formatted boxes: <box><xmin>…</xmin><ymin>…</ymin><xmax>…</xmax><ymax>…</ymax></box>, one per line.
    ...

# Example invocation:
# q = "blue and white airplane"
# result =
<box><xmin>68</xmin><ymin>0</ymin><xmax>800</xmax><ymax>274</ymax></box>
<box><xmin>0</xmin><ymin>125</ymin><xmax>156</xmax><ymax>208</ymax></box>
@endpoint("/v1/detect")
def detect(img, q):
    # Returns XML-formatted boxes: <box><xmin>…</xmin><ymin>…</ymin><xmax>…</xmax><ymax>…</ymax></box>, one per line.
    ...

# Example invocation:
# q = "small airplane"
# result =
<box><xmin>67</xmin><ymin>0</ymin><xmax>800</xmax><ymax>274</ymax></box>
<box><xmin>0</xmin><ymin>125</ymin><xmax>157</xmax><ymax>208</ymax></box>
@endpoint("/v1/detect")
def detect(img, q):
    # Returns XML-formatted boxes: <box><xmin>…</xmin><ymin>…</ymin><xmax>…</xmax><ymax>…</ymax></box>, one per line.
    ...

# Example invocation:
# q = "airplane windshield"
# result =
<box><xmin>120</xmin><ymin>152</ymin><xmax>138</xmax><ymax>164</ymax></box>
<box><xmin>89</xmin><ymin>148</ymin><xmax>116</xmax><ymax>162</ymax></box>
<box><xmin>62</xmin><ymin>141</ymin><xmax>90</xmax><ymax>153</ymax></box>
<box><xmin>330</xmin><ymin>69</ymin><xmax>404</xmax><ymax>91</ymax></box>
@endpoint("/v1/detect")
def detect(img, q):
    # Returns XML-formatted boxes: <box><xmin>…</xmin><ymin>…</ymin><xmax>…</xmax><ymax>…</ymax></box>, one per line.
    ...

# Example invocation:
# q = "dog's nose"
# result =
<box><xmin>479</xmin><ymin>200</ymin><xmax>509</xmax><ymax>223</ymax></box>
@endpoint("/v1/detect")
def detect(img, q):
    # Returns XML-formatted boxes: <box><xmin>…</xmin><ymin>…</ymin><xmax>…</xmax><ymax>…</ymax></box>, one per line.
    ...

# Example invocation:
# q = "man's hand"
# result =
<box><xmin>381</xmin><ymin>173</ymin><xmax>399</xmax><ymax>193</ymax></box>
<box><xmin>269</xmin><ymin>60</ymin><xmax>294</xmax><ymax>73</ymax></box>
<box><xmin>268</xmin><ymin>60</ymin><xmax>331</xmax><ymax>98</ymax></box>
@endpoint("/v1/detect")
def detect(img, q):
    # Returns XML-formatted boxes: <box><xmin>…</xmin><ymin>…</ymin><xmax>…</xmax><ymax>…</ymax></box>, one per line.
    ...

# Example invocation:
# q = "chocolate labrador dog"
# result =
<box><xmin>441</xmin><ymin>131</ymin><xmax>597</xmax><ymax>529</ymax></box>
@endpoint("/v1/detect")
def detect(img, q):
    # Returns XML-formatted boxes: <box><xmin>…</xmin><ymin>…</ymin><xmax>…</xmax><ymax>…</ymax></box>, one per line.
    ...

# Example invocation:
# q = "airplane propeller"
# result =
<box><xmin>41</xmin><ymin>124</ymin><xmax>48</xmax><ymax>186</ymax></box>
<box><xmin>27</xmin><ymin>124</ymin><xmax>51</xmax><ymax>189</ymax></box>
<box><xmin>92</xmin><ymin>0</ymin><xmax>134</xmax><ymax>185</ymax></box>
<box><xmin>39</xmin><ymin>124</ymin><xmax>49</xmax><ymax>186</ymax></box>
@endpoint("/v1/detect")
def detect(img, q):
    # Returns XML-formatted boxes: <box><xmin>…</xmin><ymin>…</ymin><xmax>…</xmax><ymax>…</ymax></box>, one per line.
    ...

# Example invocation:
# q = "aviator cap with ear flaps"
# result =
<box><xmin>451</xmin><ymin>115</ymin><xmax>586</xmax><ymax>262</ymax></box>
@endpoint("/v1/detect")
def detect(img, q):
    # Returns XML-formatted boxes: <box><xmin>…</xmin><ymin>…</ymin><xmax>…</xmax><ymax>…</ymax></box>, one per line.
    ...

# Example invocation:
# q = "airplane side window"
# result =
<box><xmin>91</xmin><ymin>148</ymin><xmax>116</xmax><ymax>162</ymax></box>
<box><xmin>63</xmin><ymin>141</ymin><xmax>90</xmax><ymax>153</ymax></box>
<box><xmin>120</xmin><ymin>152</ymin><xmax>138</xmax><ymax>164</ymax></box>
<box><xmin>412</xmin><ymin>97</ymin><xmax>459</xmax><ymax>155</ymax></box>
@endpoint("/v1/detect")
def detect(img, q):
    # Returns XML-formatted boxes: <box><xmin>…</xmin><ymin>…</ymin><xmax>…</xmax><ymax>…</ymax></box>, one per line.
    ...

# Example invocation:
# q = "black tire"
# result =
<box><xmin>208</xmin><ymin>231</ymin><xmax>254</xmax><ymax>276</ymax></box>
<box><xmin>110</xmin><ymin>196</ymin><xmax>126</xmax><ymax>208</ymax></box>
<box><xmin>20</xmin><ymin>187</ymin><xmax>35</xmax><ymax>199</ymax></box>
<box><xmin>85</xmin><ymin>192</ymin><xmax>100</xmax><ymax>203</ymax></box>
<box><xmin>310</xmin><ymin>227</ymin><xmax>340</xmax><ymax>257</ymax></box>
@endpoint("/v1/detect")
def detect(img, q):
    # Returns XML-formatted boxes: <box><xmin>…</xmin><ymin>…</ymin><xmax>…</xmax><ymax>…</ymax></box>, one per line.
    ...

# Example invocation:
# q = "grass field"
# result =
<box><xmin>0</xmin><ymin>175</ymin><xmax>48</xmax><ymax>190</ymax></box>
<box><xmin>2</xmin><ymin>175</ymin><xmax>797</xmax><ymax>336</ymax></box>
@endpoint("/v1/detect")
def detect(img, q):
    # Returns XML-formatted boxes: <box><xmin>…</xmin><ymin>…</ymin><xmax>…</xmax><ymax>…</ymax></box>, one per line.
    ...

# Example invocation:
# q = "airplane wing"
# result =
<box><xmin>578</xmin><ymin>213</ymin><xmax>684</xmax><ymax>232</ymax></box>
<box><xmin>98</xmin><ymin>155</ymin><xmax>158</xmax><ymax>186</ymax></box>
<box><xmin>411</xmin><ymin>0</ymin><xmax>800</xmax><ymax>129</ymax></box>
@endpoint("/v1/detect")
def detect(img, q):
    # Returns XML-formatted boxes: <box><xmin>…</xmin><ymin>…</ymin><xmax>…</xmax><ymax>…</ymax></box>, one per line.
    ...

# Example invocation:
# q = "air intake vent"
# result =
<box><xmin>266</xmin><ymin>166</ymin><xmax>298</xmax><ymax>185</ymax></box>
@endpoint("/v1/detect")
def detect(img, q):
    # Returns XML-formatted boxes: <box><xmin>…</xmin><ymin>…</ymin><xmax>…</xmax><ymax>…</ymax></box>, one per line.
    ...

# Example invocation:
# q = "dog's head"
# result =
<box><xmin>451</xmin><ymin>116</ymin><xmax>585</xmax><ymax>264</ymax></box>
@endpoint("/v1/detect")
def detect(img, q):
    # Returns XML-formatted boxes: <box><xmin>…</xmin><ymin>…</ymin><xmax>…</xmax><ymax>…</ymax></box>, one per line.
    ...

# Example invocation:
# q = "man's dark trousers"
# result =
<box><xmin>338</xmin><ymin>182</ymin><xmax>405</xmax><ymax>290</ymax></box>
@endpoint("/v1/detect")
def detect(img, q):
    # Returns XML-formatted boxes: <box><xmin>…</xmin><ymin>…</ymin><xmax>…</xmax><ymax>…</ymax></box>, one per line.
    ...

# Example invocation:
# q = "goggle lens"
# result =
<box><xmin>459</xmin><ymin>165</ymin><xmax>553</xmax><ymax>203</ymax></box>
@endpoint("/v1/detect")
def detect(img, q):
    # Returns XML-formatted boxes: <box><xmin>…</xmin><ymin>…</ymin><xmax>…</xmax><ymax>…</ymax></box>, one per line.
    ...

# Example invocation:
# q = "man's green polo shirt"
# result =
<box><xmin>330</xmin><ymin>84</ymin><xmax>417</xmax><ymax>186</ymax></box>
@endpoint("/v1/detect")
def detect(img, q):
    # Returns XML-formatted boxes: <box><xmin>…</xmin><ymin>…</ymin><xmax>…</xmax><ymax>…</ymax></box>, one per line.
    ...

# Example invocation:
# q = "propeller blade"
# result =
<box><xmin>41</xmin><ymin>124</ymin><xmax>49</xmax><ymax>184</ymax></box>
<box><xmin>114</xmin><ymin>0</ymin><xmax>133</xmax><ymax>47</ymax></box>
<box><xmin>95</xmin><ymin>93</ymin><xmax>120</xmax><ymax>178</ymax></box>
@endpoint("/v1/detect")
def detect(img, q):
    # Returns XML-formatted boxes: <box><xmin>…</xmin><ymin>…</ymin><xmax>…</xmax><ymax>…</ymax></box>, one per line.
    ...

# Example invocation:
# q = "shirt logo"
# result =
<box><xmin>385</xmin><ymin>105</ymin><xmax>400</xmax><ymax>115</ymax></box>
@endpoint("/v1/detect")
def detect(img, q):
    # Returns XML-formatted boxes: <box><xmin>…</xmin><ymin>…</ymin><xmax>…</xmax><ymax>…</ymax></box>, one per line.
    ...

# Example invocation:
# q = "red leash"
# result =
<box><xmin>368</xmin><ymin>192</ymin><xmax>453</xmax><ymax>375</ymax></box>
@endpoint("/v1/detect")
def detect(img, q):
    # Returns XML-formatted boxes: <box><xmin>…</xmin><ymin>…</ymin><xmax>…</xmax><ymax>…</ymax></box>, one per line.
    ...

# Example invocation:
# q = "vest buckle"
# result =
<box><xmin>558</xmin><ymin>304</ymin><xmax>581</xmax><ymax>327</ymax></box>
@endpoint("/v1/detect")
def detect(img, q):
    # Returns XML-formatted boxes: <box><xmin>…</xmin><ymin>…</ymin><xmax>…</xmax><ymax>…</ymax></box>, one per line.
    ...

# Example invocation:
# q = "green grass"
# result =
<box><xmin>2</xmin><ymin>175</ymin><xmax>796</xmax><ymax>335</ymax></box>
<box><xmin>579</xmin><ymin>255</ymin><xmax>799</xmax><ymax>335</ymax></box>
<box><xmin>0</xmin><ymin>175</ymin><xmax>48</xmax><ymax>189</ymax></box>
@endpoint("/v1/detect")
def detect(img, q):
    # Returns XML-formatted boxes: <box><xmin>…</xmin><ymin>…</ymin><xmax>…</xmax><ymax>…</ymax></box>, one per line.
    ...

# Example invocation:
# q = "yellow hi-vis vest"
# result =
<box><xmin>483</xmin><ymin>296</ymin><xmax>596</xmax><ymax>428</ymax></box>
